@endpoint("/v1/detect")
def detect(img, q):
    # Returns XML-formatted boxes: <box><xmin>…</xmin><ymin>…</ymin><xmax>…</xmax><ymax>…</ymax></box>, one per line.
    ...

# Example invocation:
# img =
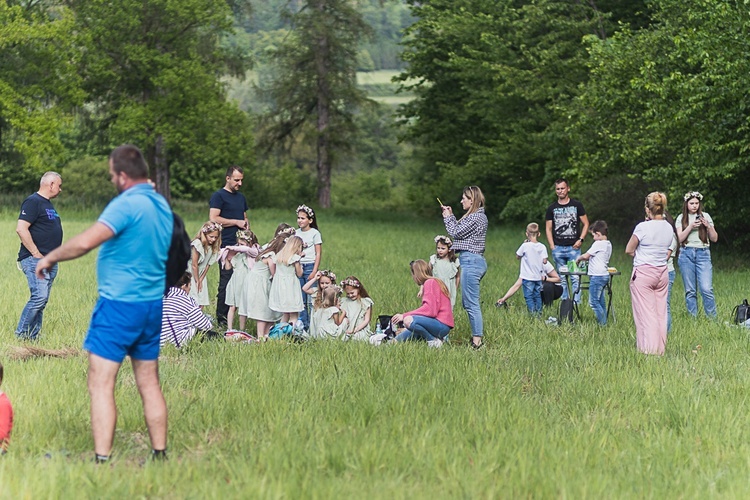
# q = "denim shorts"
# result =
<box><xmin>84</xmin><ymin>297</ymin><xmax>163</xmax><ymax>362</ymax></box>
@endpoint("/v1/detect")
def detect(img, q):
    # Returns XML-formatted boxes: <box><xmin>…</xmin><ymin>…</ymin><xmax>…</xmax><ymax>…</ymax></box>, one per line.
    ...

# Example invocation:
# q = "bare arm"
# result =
<box><xmin>497</xmin><ymin>278</ymin><xmax>523</xmax><ymax>304</ymax></box>
<box><xmin>294</xmin><ymin>262</ymin><xmax>303</xmax><ymax>277</ymax></box>
<box><xmin>310</xmin><ymin>243</ymin><xmax>322</xmax><ymax>276</ymax></box>
<box><xmin>16</xmin><ymin>220</ymin><xmax>42</xmax><ymax>258</ymax></box>
<box><xmin>545</xmin><ymin>269</ymin><xmax>562</xmax><ymax>283</ymax></box>
<box><xmin>191</xmin><ymin>248</ymin><xmax>201</xmax><ymax>291</ymax></box>
<box><xmin>625</xmin><ymin>234</ymin><xmax>639</xmax><ymax>257</ymax></box>
<box><xmin>545</xmin><ymin>220</ymin><xmax>555</xmax><ymax>250</ymax></box>
<box><xmin>349</xmin><ymin>306</ymin><xmax>372</xmax><ymax>335</ymax></box>
<box><xmin>209</xmin><ymin>207</ymin><xmax>247</xmax><ymax>230</ymax></box>
<box><xmin>576</xmin><ymin>252</ymin><xmax>591</xmax><ymax>263</ymax></box>
<box><xmin>302</xmin><ymin>272</ymin><xmax>320</xmax><ymax>295</ymax></box>
<box><xmin>573</xmin><ymin>215</ymin><xmax>590</xmax><ymax>250</ymax></box>
<box><xmin>36</xmin><ymin>222</ymin><xmax>114</xmax><ymax>277</ymax></box>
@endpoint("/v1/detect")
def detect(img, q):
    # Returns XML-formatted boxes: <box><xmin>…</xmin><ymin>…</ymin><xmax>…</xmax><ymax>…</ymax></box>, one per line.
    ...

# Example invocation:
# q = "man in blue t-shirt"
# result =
<box><xmin>15</xmin><ymin>172</ymin><xmax>63</xmax><ymax>340</ymax></box>
<box><xmin>37</xmin><ymin>145</ymin><xmax>172</xmax><ymax>464</ymax></box>
<box><xmin>209</xmin><ymin>166</ymin><xmax>248</xmax><ymax>325</ymax></box>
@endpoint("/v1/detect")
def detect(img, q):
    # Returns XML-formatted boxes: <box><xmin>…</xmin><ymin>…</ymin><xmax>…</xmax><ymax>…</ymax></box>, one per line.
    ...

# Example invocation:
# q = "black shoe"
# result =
<box><xmin>469</xmin><ymin>339</ymin><xmax>484</xmax><ymax>350</ymax></box>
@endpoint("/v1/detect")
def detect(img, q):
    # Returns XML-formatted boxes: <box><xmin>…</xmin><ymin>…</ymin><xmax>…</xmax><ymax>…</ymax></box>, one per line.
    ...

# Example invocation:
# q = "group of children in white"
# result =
<box><xmin>159</xmin><ymin>206</ymin><xmax>462</xmax><ymax>348</ymax></box>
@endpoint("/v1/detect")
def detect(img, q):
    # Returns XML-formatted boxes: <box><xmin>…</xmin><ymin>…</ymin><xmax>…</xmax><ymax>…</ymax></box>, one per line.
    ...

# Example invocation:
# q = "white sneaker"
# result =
<box><xmin>427</xmin><ymin>339</ymin><xmax>443</xmax><ymax>348</ymax></box>
<box><xmin>369</xmin><ymin>333</ymin><xmax>387</xmax><ymax>346</ymax></box>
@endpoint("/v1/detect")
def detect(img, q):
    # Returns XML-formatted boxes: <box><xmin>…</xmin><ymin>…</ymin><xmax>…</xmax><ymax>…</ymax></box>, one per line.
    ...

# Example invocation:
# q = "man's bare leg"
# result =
<box><xmin>131</xmin><ymin>358</ymin><xmax>167</xmax><ymax>453</ymax></box>
<box><xmin>88</xmin><ymin>353</ymin><xmax>121</xmax><ymax>458</ymax></box>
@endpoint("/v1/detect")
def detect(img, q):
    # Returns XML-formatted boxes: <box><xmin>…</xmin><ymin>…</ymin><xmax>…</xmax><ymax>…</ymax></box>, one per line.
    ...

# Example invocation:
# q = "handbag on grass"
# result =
<box><xmin>732</xmin><ymin>299</ymin><xmax>750</xmax><ymax>324</ymax></box>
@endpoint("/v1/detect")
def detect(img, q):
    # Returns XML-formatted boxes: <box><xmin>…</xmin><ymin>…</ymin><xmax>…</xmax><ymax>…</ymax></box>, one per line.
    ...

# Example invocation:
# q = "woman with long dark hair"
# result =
<box><xmin>675</xmin><ymin>191</ymin><xmax>718</xmax><ymax>318</ymax></box>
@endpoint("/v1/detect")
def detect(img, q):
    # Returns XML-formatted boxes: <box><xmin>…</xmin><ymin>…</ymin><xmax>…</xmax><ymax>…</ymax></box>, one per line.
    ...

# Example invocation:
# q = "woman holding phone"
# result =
<box><xmin>441</xmin><ymin>186</ymin><xmax>488</xmax><ymax>349</ymax></box>
<box><xmin>675</xmin><ymin>191</ymin><xmax>718</xmax><ymax>318</ymax></box>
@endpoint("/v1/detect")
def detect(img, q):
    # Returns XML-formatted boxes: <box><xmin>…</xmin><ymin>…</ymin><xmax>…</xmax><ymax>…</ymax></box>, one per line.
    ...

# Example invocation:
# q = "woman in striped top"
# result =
<box><xmin>161</xmin><ymin>272</ymin><xmax>213</xmax><ymax>348</ymax></box>
<box><xmin>441</xmin><ymin>186</ymin><xmax>488</xmax><ymax>349</ymax></box>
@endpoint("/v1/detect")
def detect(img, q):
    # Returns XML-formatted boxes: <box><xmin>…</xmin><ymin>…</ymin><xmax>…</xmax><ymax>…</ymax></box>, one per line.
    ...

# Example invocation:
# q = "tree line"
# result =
<box><xmin>2</xmin><ymin>0</ymin><xmax>749</xmax><ymax>246</ymax></box>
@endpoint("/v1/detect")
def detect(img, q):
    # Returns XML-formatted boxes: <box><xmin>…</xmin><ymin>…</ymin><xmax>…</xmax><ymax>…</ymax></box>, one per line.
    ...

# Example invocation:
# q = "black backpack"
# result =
<box><xmin>558</xmin><ymin>299</ymin><xmax>575</xmax><ymax>325</ymax></box>
<box><xmin>165</xmin><ymin>212</ymin><xmax>191</xmax><ymax>294</ymax></box>
<box><xmin>732</xmin><ymin>299</ymin><xmax>750</xmax><ymax>324</ymax></box>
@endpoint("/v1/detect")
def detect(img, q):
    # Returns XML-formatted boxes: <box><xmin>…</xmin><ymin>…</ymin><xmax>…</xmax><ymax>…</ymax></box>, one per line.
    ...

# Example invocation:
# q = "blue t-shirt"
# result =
<box><xmin>209</xmin><ymin>189</ymin><xmax>248</xmax><ymax>247</ymax></box>
<box><xmin>17</xmin><ymin>193</ymin><xmax>63</xmax><ymax>260</ymax></box>
<box><xmin>97</xmin><ymin>183</ymin><xmax>172</xmax><ymax>302</ymax></box>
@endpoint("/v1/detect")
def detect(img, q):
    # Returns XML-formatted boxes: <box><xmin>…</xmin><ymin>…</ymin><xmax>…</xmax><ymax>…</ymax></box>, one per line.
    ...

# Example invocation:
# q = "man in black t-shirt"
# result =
<box><xmin>209</xmin><ymin>166</ymin><xmax>249</xmax><ymax>325</ymax></box>
<box><xmin>16</xmin><ymin>172</ymin><xmax>64</xmax><ymax>339</ymax></box>
<box><xmin>545</xmin><ymin>178</ymin><xmax>589</xmax><ymax>304</ymax></box>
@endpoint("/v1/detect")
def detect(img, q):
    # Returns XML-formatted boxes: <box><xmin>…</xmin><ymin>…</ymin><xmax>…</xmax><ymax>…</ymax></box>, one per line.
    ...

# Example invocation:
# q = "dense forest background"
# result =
<box><xmin>2</xmin><ymin>0</ymin><xmax>749</xmax><ymax>245</ymax></box>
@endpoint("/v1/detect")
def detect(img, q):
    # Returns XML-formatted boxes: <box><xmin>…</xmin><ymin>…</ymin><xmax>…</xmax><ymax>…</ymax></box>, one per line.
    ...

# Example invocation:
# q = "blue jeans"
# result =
<box><xmin>298</xmin><ymin>262</ymin><xmax>315</xmax><ymax>329</ymax></box>
<box><xmin>395</xmin><ymin>315</ymin><xmax>451</xmax><ymax>342</ymax></box>
<box><xmin>678</xmin><ymin>247</ymin><xmax>717</xmax><ymax>317</ymax></box>
<box><xmin>667</xmin><ymin>270</ymin><xmax>675</xmax><ymax>332</ymax></box>
<box><xmin>16</xmin><ymin>256</ymin><xmax>58</xmax><ymax>340</ymax></box>
<box><xmin>459</xmin><ymin>252</ymin><xmax>487</xmax><ymax>337</ymax></box>
<box><xmin>552</xmin><ymin>245</ymin><xmax>582</xmax><ymax>303</ymax></box>
<box><xmin>588</xmin><ymin>275</ymin><xmax>609</xmax><ymax>325</ymax></box>
<box><xmin>521</xmin><ymin>279</ymin><xmax>542</xmax><ymax>315</ymax></box>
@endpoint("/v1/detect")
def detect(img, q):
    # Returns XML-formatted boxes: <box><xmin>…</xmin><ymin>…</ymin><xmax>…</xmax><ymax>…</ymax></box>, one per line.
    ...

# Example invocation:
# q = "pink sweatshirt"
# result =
<box><xmin>404</xmin><ymin>279</ymin><xmax>455</xmax><ymax>328</ymax></box>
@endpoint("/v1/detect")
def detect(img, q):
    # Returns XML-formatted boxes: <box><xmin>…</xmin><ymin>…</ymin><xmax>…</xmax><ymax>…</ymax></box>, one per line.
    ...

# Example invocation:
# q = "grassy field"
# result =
<box><xmin>1</xmin><ymin>206</ymin><xmax>750</xmax><ymax>498</ymax></box>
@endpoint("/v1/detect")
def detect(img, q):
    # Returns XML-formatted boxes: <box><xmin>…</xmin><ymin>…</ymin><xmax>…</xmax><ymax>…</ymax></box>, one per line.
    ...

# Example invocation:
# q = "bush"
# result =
<box><xmin>61</xmin><ymin>156</ymin><xmax>113</xmax><ymax>204</ymax></box>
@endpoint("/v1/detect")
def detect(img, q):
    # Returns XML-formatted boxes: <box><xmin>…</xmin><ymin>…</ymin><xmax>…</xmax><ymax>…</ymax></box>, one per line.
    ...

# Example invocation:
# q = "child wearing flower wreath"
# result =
<box><xmin>189</xmin><ymin>221</ymin><xmax>222</xmax><ymax>309</ymax></box>
<box><xmin>303</xmin><ymin>270</ymin><xmax>336</xmax><ymax>336</ymax></box>
<box><xmin>221</xmin><ymin>229</ymin><xmax>260</xmax><ymax>331</ymax></box>
<box><xmin>430</xmin><ymin>235</ymin><xmax>461</xmax><ymax>308</ymax></box>
<box><xmin>268</xmin><ymin>236</ymin><xmax>305</xmax><ymax>326</ymax></box>
<box><xmin>295</xmin><ymin>204</ymin><xmax>322</xmax><ymax>330</ymax></box>
<box><xmin>339</xmin><ymin>276</ymin><xmax>373</xmax><ymax>341</ymax></box>
<box><xmin>310</xmin><ymin>285</ymin><xmax>348</xmax><ymax>339</ymax></box>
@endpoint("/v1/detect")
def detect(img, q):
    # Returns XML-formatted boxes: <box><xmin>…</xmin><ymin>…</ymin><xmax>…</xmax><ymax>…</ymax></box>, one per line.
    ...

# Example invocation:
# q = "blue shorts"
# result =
<box><xmin>84</xmin><ymin>297</ymin><xmax>163</xmax><ymax>362</ymax></box>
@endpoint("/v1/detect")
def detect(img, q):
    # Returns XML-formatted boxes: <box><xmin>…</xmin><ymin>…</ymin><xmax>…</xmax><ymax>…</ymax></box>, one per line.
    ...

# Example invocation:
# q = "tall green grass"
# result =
<box><xmin>2</xmin><ymin>207</ymin><xmax>750</xmax><ymax>498</ymax></box>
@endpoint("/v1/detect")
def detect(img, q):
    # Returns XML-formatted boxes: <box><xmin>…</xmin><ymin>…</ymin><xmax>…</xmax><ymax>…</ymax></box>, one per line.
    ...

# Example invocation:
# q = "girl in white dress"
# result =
<box><xmin>302</xmin><ymin>269</ymin><xmax>336</xmax><ymax>336</ymax></box>
<box><xmin>339</xmin><ymin>276</ymin><xmax>374</xmax><ymax>341</ymax></box>
<box><xmin>268</xmin><ymin>236</ymin><xmax>305</xmax><ymax>325</ymax></box>
<box><xmin>429</xmin><ymin>235</ymin><xmax>460</xmax><ymax>308</ymax></box>
<box><xmin>310</xmin><ymin>285</ymin><xmax>347</xmax><ymax>339</ymax></box>
<box><xmin>245</xmin><ymin>234</ymin><xmax>287</xmax><ymax>340</ymax></box>
<box><xmin>188</xmin><ymin>221</ymin><xmax>221</xmax><ymax>308</ymax></box>
<box><xmin>222</xmin><ymin>230</ymin><xmax>260</xmax><ymax>331</ymax></box>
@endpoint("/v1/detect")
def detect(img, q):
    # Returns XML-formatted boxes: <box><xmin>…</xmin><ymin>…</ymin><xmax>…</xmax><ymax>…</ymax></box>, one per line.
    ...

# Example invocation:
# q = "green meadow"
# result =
<box><xmin>1</xmin><ymin>206</ymin><xmax>750</xmax><ymax>498</ymax></box>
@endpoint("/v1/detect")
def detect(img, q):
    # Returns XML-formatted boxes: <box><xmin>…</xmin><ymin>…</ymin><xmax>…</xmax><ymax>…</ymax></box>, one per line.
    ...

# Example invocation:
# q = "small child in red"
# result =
<box><xmin>0</xmin><ymin>360</ymin><xmax>13</xmax><ymax>454</ymax></box>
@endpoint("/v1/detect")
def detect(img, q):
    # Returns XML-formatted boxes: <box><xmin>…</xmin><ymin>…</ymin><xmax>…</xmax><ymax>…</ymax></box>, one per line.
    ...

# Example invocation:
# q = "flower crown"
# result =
<box><xmin>340</xmin><ymin>277</ymin><xmax>361</xmax><ymax>288</ymax></box>
<box><xmin>236</xmin><ymin>230</ymin><xmax>252</xmax><ymax>241</ymax></box>
<box><xmin>434</xmin><ymin>235</ymin><xmax>453</xmax><ymax>247</ymax></box>
<box><xmin>279</xmin><ymin>226</ymin><xmax>296</xmax><ymax>236</ymax></box>
<box><xmin>202</xmin><ymin>222</ymin><xmax>222</xmax><ymax>234</ymax></box>
<box><xmin>297</xmin><ymin>204</ymin><xmax>315</xmax><ymax>219</ymax></box>
<box><xmin>683</xmin><ymin>191</ymin><xmax>703</xmax><ymax>202</ymax></box>
<box><xmin>319</xmin><ymin>269</ymin><xmax>337</xmax><ymax>281</ymax></box>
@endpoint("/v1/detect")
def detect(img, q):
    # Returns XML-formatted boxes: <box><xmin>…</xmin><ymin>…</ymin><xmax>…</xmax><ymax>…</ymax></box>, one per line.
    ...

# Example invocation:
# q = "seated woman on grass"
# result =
<box><xmin>392</xmin><ymin>260</ymin><xmax>454</xmax><ymax>348</ymax></box>
<box><xmin>161</xmin><ymin>272</ymin><xmax>215</xmax><ymax>348</ymax></box>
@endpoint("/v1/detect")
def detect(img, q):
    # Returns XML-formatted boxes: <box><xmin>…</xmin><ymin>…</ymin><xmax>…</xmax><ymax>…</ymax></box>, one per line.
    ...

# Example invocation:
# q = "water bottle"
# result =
<box><xmin>375</xmin><ymin>321</ymin><xmax>383</xmax><ymax>336</ymax></box>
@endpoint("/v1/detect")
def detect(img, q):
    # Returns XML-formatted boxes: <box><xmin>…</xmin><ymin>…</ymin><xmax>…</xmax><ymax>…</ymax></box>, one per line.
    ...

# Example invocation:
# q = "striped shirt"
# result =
<box><xmin>444</xmin><ymin>208</ymin><xmax>488</xmax><ymax>255</ymax></box>
<box><xmin>160</xmin><ymin>287</ymin><xmax>213</xmax><ymax>348</ymax></box>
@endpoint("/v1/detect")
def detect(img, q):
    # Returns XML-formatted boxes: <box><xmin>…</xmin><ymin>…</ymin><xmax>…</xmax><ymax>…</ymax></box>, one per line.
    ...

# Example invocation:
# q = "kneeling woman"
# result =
<box><xmin>393</xmin><ymin>260</ymin><xmax>455</xmax><ymax>347</ymax></box>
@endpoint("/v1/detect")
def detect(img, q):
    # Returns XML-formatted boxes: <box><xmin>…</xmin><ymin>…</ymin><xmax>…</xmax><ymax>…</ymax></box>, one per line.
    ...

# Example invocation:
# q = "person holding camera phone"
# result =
<box><xmin>675</xmin><ymin>191</ymin><xmax>718</xmax><ymax>318</ymax></box>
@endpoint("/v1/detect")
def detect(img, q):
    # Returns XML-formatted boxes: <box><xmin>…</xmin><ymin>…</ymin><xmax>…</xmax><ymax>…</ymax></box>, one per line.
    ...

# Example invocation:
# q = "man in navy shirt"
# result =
<box><xmin>16</xmin><ymin>172</ymin><xmax>63</xmax><ymax>340</ymax></box>
<box><xmin>209</xmin><ymin>166</ymin><xmax>248</xmax><ymax>325</ymax></box>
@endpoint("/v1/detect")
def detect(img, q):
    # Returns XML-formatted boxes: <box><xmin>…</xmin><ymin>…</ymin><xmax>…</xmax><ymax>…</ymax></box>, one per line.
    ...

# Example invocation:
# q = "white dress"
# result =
<box><xmin>340</xmin><ymin>296</ymin><xmax>374</xmax><ymax>341</ymax></box>
<box><xmin>268</xmin><ymin>254</ymin><xmax>304</xmax><ymax>314</ymax></box>
<box><xmin>430</xmin><ymin>254</ymin><xmax>460</xmax><ymax>308</ymax></box>
<box><xmin>188</xmin><ymin>240</ymin><xmax>217</xmax><ymax>306</ymax></box>
<box><xmin>310</xmin><ymin>306</ymin><xmax>347</xmax><ymax>339</ymax></box>
<box><xmin>245</xmin><ymin>252</ymin><xmax>282</xmax><ymax>322</ymax></box>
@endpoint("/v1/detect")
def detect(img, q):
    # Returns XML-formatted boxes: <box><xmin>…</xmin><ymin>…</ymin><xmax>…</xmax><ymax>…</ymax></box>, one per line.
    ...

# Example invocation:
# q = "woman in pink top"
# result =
<box><xmin>392</xmin><ymin>260</ymin><xmax>455</xmax><ymax>348</ymax></box>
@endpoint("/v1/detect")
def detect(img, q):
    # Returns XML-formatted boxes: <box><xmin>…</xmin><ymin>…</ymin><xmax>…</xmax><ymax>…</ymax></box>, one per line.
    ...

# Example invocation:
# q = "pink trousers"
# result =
<box><xmin>630</xmin><ymin>264</ymin><xmax>668</xmax><ymax>355</ymax></box>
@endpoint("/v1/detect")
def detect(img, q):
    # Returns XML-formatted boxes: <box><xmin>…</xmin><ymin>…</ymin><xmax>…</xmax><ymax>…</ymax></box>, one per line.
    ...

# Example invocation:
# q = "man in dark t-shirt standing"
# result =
<box><xmin>209</xmin><ymin>166</ymin><xmax>248</xmax><ymax>325</ymax></box>
<box><xmin>16</xmin><ymin>172</ymin><xmax>64</xmax><ymax>339</ymax></box>
<box><xmin>545</xmin><ymin>178</ymin><xmax>589</xmax><ymax>304</ymax></box>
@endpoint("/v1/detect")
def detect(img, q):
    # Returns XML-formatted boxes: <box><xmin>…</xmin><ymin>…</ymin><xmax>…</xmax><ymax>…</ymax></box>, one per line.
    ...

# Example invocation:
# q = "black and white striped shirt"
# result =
<box><xmin>160</xmin><ymin>287</ymin><xmax>213</xmax><ymax>348</ymax></box>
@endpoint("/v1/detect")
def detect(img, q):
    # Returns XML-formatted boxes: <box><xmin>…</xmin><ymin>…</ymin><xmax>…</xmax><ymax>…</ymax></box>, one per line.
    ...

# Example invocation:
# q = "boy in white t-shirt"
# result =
<box><xmin>576</xmin><ymin>220</ymin><xmax>612</xmax><ymax>325</ymax></box>
<box><xmin>516</xmin><ymin>223</ymin><xmax>548</xmax><ymax>315</ymax></box>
